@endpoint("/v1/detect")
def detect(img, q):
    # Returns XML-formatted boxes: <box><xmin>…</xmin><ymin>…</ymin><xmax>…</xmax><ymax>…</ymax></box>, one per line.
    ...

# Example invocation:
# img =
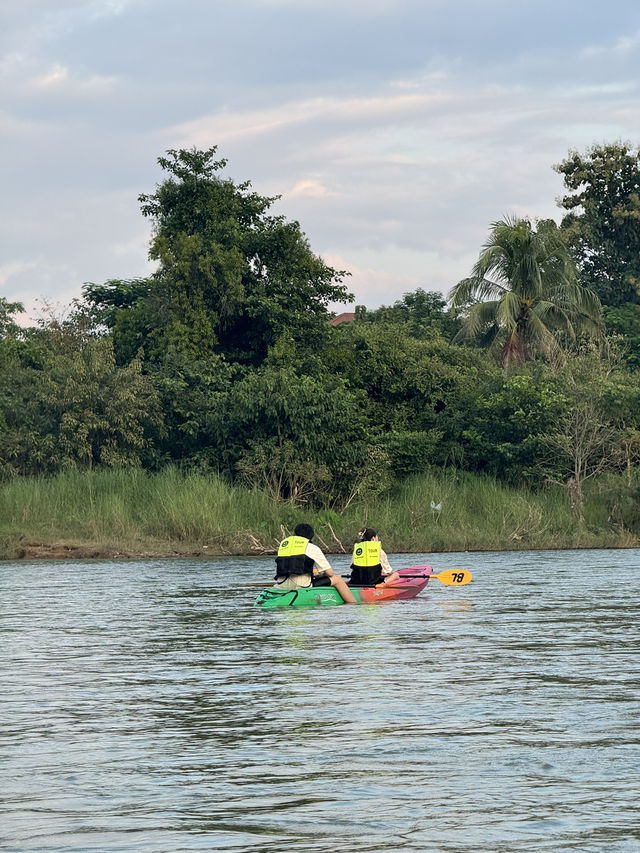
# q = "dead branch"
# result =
<box><xmin>327</xmin><ymin>522</ymin><xmax>347</xmax><ymax>553</ymax></box>
<box><xmin>316</xmin><ymin>531</ymin><xmax>331</xmax><ymax>552</ymax></box>
<box><xmin>248</xmin><ymin>533</ymin><xmax>274</xmax><ymax>554</ymax></box>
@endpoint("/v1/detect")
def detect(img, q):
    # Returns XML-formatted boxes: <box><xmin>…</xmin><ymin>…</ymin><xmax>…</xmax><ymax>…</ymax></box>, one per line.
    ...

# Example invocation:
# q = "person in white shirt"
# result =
<box><xmin>274</xmin><ymin>523</ymin><xmax>355</xmax><ymax>604</ymax></box>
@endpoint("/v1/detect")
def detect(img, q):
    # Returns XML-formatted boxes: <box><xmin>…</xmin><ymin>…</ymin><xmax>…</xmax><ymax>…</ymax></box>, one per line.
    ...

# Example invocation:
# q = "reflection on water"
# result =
<box><xmin>434</xmin><ymin>598</ymin><xmax>474</xmax><ymax>611</ymax></box>
<box><xmin>1</xmin><ymin>550</ymin><xmax>639</xmax><ymax>852</ymax></box>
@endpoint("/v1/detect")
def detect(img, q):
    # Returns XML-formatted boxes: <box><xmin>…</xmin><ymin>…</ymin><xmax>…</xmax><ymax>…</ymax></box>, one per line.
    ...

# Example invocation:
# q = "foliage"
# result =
<box><xmin>603</xmin><ymin>303</ymin><xmax>640</xmax><ymax>370</ymax></box>
<box><xmin>0</xmin><ymin>317</ymin><xmax>163</xmax><ymax>478</ymax></box>
<box><xmin>81</xmin><ymin>148</ymin><xmax>352</xmax><ymax>366</ymax></box>
<box><xmin>324</xmin><ymin>322</ymin><xmax>485</xmax><ymax>426</ymax></box>
<box><xmin>355</xmin><ymin>288</ymin><xmax>461</xmax><ymax>340</ymax></box>
<box><xmin>378</xmin><ymin>430</ymin><xmax>443</xmax><ymax>478</ymax></box>
<box><xmin>5</xmin><ymin>144</ymin><xmax>640</xmax><ymax>525</ymax></box>
<box><xmin>555</xmin><ymin>142</ymin><xmax>640</xmax><ymax>307</ymax></box>
<box><xmin>537</xmin><ymin>352</ymin><xmax>640</xmax><ymax>518</ymax></box>
<box><xmin>595</xmin><ymin>472</ymin><xmax>640</xmax><ymax>534</ymax></box>
<box><xmin>48</xmin><ymin>340</ymin><xmax>163</xmax><ymax>470</ymax></box>
<box><xmin>461</xmin><ymin>368</ymin><xmax>568</xmax><ymax>485</ymax></box>
<box><xmin>81</xmin><ymin>278</ymin><xmax>168</xmax><ymax>365</ymax></box>
<box><xmin>0</xmin><ymin>466</ymin><xmax>289</xmax><ymax>554</ymax></box>
<box><xmin>0</xmin><ymin>298</ymin><xmax>24</xmax><ymax>338</ymax></box>
<box><xmin>149</xmin><ymin>351</ymin><xmax>238</xmax><ymax>467</ymax></box>
<box><xmin>81</xmin><ymin>278</ymin><xmax>154</xmax><ymax>329</ymax></box>
<box><xmin>449</xmin><ymin>216</ymin><xmax>603</xmax><ymax>366</ymax></box>
<box><xmin>203</xmin><ymin>366</ymin><xmax>373</xmax><ymax>506</ymax></box>
<box><xmin>0</xmin><ymin>341</ymin><xmax>53</xmax><ymax>480</ymax></box>
<box><xmin>236</xmin><ymin>439</ymin><xmax>331</xmax><ymax>505</ymax></box>
<box><xmin>3</xmin><ymin>466</ymin><xmax>635</xmax><ymax>558</ymax></box>
<box><xmin>322</xmin><ymin>321</ymin><xmax>497</xmax><ymax>470</ymax></box>
<box><xmin>135</xmin><ymin>147</ymin><xmax>352</xmax><ymax>364</ymax></box>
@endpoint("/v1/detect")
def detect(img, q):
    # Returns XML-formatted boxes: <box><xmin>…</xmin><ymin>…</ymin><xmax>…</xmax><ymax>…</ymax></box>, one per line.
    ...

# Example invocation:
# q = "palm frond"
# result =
<box><xmin>533</xmin><ymin>300</ymin><xmax>575</xmax><ymax>338</ymax></box>
<box><xmin>452</xmin><ymin>299</ymin><xmax>500</xmax><ymax>341</ymax></box>
<box><xmin>501</xmin><ymin>329</ymin><xmax>524</xmax><ymax>366</ymax></box>
<box><xmin>525</xmin><ymin>310</ymin><xmax>564</xmax><ymax>362</ymax></box>
<box><xmin>495</xmin><ymin>290</ymin><xmax>522</xmax><ymax>330</ymax></box>
<box><xmin>449</xmin><ymin>276</ymin><xmax>506</xmax><ymax>308</ymax></box>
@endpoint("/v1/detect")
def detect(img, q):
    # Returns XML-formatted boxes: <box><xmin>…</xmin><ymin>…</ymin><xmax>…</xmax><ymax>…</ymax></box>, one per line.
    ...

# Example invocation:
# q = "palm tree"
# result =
<box><xmin>449</xmin><ymin>217</ymin><xmax>603</xmax><ymax>366</ymax></box>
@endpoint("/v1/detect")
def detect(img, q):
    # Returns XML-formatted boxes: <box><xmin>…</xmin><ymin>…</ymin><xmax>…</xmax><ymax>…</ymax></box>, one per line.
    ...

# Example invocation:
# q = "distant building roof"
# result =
<box><xmin>329</xmin><ymin>312</ymin><xmax>355</xmax><ymax>326</ymax></box>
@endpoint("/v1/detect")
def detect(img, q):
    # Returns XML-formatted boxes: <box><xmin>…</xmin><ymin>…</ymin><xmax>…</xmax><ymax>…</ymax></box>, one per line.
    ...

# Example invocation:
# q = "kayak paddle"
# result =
<box><xmin>428</xmin><ymin>569</ymin><xmax>472</xmax><ymax>585</ymax></box>
<box><xmin>382</xmin><ymin>569</ymin><xmax>472</xmax><ymax>587</ymax></box>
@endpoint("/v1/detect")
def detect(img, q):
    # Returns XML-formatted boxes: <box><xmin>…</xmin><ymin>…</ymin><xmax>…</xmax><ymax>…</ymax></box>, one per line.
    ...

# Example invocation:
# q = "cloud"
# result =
<box><xmin>288</xmin><ymin>179</ymin><xmax>335</xmax><ymax>199</ymax></box>
<box><xmin>580</xmin><ymin>27</ymin><xmax>640</xmax><ymax>58</ymax></box>
<box><xmin>324</xmin><ymin>253</ymin><xmax>423</xmax><ymax>309</ymax></box>
<box><xmin>0</xmin><ymin>260</ymin><xmax>39</xmax><ymax>289</ymax></box>
<box><xmin>172</xmin><ymin>91</ymin><xmax>437</xmax><ymax>149</ymax></box>
<box><xmin>30</xmin><ymin>62</ymin><xmax>119</xmax><ymax>94</ymax></box>
<box><xmin>1</xmin><ymin>0</ymin><xmax>640</xmax><ymax>316</ymax></box>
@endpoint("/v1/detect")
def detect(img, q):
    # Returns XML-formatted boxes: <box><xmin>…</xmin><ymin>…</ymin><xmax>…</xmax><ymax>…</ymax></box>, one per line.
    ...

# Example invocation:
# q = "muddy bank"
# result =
<box><xmin>4</xmin><ymin>540</ymin><xmax>234</xmax><ymax>561</ymax></box>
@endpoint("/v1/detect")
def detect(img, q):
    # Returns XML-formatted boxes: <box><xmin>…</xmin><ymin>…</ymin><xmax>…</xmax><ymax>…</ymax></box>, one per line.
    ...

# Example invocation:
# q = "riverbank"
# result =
<box><xmin>1</xmin><ymin>466</ymin><xmax>638</xmax><ymax>560</ymax></box>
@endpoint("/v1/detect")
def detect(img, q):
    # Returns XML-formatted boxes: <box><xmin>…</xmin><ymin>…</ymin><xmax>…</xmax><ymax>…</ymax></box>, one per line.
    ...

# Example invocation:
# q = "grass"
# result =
<box><xmin>367</xmin><ymin>470</ymin><xmax>629</xmax><ymax>552</ymax></box>
<box><xmin>0</xmin><ymin>466</ymin><xmax>637</xmax><ymax>560</ymax></box>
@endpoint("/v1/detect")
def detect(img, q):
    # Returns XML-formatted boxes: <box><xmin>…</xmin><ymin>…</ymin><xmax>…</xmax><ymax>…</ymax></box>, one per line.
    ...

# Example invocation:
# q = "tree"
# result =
<box><xmin>321</xmin><ymin>322</ymin><xmax>495</xmax><ymax>472</ymax></box>
<box><xmin>82</xmin><ymin>278</ymin><xmax>169</xmax><ymax>365</ymax></box>
<box><xmin>150</xmin><ymin>351</ymin><xmax>238</xmax><ymax>466</ymax></box>
<box><xmin>47</xmin><ymin>340</ymin><xmax>163</xmax><ymax>470</ymax></box>
<box><xmin>603</xmin><ymin>303</ymin><xmax>640</xmax><ymax>370</ymax></box>
<box><xmin>131</xmin><ymin>146</ymin><xmax>352</xmax><ymax>364</ymax></box>
<box><xmin>461</xmin><ymin>367</ymin><xmax>568</xmax><ymax>485</ymax></box>
<box><xmin>0</xmin><ymin>315</ymin><xmax>163</xmax><ymax>478</ymax></box>
<box><xmin>202</xmin><ymin>366</ymin><xmax>374</xmax><ymax>506</ymax></box>
<box><xmin>83</xmin><ymin>148</ymin><xmax>352</xmax><ymax>366</ymax></box>
<box><xmin>538</xmin><ymin>351</ymin><xmax>640</xmax><ymax>519</ymax></box>
<box><xmin>355</xmin><ymin>288</ymin><xmax>461</xmax><ymax>340</ymax></box>
<box><xmin>0</xmin><ymin>298</ymin><xmax>24</xmax><ymax>338</ymax></box>
<box><xmin>449</xmin><ymin>217</ymin><xmax>603</xmax><ymax>367</ymax></box>
<box><xmin>555</xmin><ymin>142</ymin><xmax>640</xmax><ymax>307</ymax></box>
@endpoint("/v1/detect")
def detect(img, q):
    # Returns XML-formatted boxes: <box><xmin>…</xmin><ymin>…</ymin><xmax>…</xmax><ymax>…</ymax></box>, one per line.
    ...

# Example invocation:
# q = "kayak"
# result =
<box><xmin>254</xmin><ymin>565</ymin><xmax>432</xmax><ymax>608</ymax></box>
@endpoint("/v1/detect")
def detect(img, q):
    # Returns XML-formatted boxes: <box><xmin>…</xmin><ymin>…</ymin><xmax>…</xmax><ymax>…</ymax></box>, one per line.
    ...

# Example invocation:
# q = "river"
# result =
<box><xmin>1</xmin><ymin>549</ymin><xmax>639</xmax><ymax>852</ymax></box>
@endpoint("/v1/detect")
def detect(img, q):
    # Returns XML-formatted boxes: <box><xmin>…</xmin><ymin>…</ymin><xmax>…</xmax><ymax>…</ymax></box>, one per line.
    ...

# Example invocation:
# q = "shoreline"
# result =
<box><xmin>2</xmin><ymin>468</ymin><xmax>639</xmax><ymax>561</ymax></box>
<box><xmin>8</xmin><ymin>539</ymin><xmax>639</xmax><ymax>561</ymax></box>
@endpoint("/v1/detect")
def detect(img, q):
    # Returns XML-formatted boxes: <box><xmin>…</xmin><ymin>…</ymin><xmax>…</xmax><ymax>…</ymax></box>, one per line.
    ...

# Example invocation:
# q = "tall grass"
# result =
<box><xmin>0</xmin><ymin>466</ymin><xmax>636</xmax><ymax>560</ymax></box>
<box><xmin>0</xmin><ymin>467</ymin><xmax>287</xmax><ymax>557</ymax></box>
<box><xmin>363</xmin><ymin>470</ymin><xmax>627</xmax><ymax>553</ymax></box>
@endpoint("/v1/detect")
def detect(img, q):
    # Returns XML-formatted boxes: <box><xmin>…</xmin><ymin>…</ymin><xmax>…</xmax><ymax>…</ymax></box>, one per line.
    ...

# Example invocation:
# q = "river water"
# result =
<box><xmin>1</xmin><ymin>549</ymin><xmax>639</xmax><ymax>852</ymax></box>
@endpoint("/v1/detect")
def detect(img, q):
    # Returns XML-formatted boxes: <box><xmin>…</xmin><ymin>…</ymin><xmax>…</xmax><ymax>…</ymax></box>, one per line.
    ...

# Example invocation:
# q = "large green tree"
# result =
<box><xmin>449</xmin><ymin>217</ymin><xmax>603</xmax><ymax>366</ymax></box>
<box><xmin>201</xmin><ymin>366</ymin><xmax>375</xmax><ymax>506</ymax></box>
<box><xmin>88</xmin><ymin>147</ymin><xmax>352</xmax><ymax>366</ymax></box>
<box><xmin>555</xmin><ymin>142</ymin><xmax>640</xmax><ymax>307</ymax></box>
<box><xmin>322</xmin><ymin>321</ymin><xmax>495</xmax><ymax>473</ymax></box>
<box><xmin>0</xmin><ymin>314</ymin><xmax>163</xmax><ymax>478</ymax></box>
<box><xmin>461</xmin><ymin>367</ymin><xmax>567</xmax><ymax>485</ymax></box>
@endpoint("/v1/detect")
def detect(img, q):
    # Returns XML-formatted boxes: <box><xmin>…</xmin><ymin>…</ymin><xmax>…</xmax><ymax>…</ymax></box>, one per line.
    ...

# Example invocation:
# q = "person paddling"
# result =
<box><xmin>274</xmin><ymin>523</ymin><xmax>356</xmax><ymax>604</ymax></box>
<box><xmin>348</xmin><ymin>527</ymin><xmax>400</xmax><ymax>587</ymax></box>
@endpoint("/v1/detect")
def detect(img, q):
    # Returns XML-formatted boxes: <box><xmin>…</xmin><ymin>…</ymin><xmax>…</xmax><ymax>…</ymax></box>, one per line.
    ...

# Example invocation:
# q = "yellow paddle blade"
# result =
<box><xmin>432</xmin><ymin>569</ymin><xmax>472</xmax><ymax>586</ymax></box>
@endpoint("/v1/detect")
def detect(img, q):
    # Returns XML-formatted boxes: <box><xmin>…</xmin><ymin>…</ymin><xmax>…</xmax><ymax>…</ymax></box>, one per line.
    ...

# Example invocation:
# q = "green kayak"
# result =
<box><xmin>254</xmin><ymin>565</ymin><xmax>432</xmax><ymax>608</ymax></box>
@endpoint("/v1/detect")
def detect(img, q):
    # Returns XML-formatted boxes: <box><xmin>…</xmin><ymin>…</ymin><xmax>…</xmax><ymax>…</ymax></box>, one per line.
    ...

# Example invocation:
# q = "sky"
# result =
<box><xmin>2</xmin><ymin>0</ymin><xmax>640</xmax><ymax>323</ymax></box>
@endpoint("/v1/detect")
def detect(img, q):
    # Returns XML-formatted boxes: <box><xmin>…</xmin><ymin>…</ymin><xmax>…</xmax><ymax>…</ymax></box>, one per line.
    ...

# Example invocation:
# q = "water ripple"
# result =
<box><xmin>1</xmin><ymin>549</ymin><xmax>639</xmax><ymax>852</ymax></box>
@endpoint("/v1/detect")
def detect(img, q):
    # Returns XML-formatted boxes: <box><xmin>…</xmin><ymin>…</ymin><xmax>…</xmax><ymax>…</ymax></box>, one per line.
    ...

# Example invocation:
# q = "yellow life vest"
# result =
<box><xmin>275</xmin><ymin>536</ymin><xmax>315</xmax><ymax>578</ymax></box>
<box><xmin>351</xmin><ymin>540</ymin><xmax>381</xmax><ymax>567</ymax></box>
<box><xmin>277</xmin><ymin>536</ymin><xmax>309</xmax><ymax>558</ymax></box>
<box><xmin>349</xmin><ymin>540</ymin><xmax>383</xmax><ymax>586</ymax></box>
